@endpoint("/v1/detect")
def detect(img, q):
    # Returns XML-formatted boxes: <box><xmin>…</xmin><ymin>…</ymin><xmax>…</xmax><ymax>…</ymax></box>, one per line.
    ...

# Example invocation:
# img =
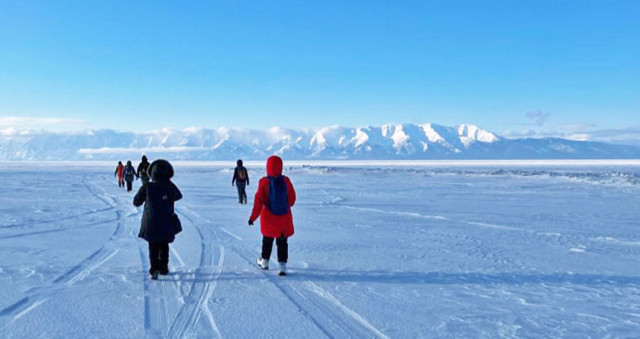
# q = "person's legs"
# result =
<box><xmin>241</xmin><ymin>185</ymin><xmax>248</xmax><ymax>204</ymax></box>
<box><xmin>126</xmin><ymin>180</ymin><xmax>132</xmax><ymax>192</ymax></box>
<box><xmin>276</xmin><ymin>235</ymin><xmax>288</xmax><ymax>263</ymax></box>
<box><xmin>236</xmin><ymin>182</ymin><xmax>246</xmax><ymax>203</ymax></box>
<box><xmin>261</xmin><ymin>236</ymin><xmax>275</xmax><ymax>260</ymax></box>
<box><xmin>148</xmin><ymin>242</ymin><xmax>161</xmax><ymax>274</ymax></box>
<box><xmin>159</xmin><ymin>243</ymin><xmax>169</xmax><ymax>274</ymax></box>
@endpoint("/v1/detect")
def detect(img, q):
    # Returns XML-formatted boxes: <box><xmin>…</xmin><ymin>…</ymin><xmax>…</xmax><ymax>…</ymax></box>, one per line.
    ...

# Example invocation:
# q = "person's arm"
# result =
<box><xmin>133</xmin><ymin>185</ymin><xmax>147</xmax><ymax>207</ymax></box>
<box><xmin>249</xmin><ymin>178</ymin><xmax>265</xmax><ymax>224</ymax></box>
<box><xmin>246</xmin><ymin>169</ymin><xmax>250</xmax><ymax>186</ymax></box>
<box><xmin>173</xmin><ymin>183</ymin><xmax>183</xmax><ymax>202</ymax></box>
<box><xmin>232</xmin><ymin>168</ymin><xmax>237</xmax><ymax>186</ymax></box>
<box><xmin>286</xmin><ymin>177</ymin><xmax>296</xmax><ymax>207</ymax></box>
<box><xmin>114</xmin><ymin>167</ymin><xmax>118</xmax><ymax>177</ymax></box>
<box><xmin>147</xmin><ymin>163</ymin><xmax>155</xmax><ymax>180</ymax></box>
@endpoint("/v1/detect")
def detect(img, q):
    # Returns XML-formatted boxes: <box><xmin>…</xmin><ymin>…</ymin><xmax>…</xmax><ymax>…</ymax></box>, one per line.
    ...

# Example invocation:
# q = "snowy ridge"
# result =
<box><xmin>0</xmin><ymin>123</ymin><xmax>638</xmax><ymax>160</ymax></box>
<box><xmin>288</xmin><ymin>166</ymin><xmax>640</xmax><ymax>187</ymax></box>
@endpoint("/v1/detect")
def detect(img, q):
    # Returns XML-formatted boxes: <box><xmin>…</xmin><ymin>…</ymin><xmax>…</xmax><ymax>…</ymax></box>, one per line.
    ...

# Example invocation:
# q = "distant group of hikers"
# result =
<box><xmin>113</xmin><ymin>155</ymin><xmax>151</xmax><ymax>191</ymax></box>
<box><xmin>117</xmin><ymin>155</ymin><xmax>296</xmax><ymax>280</ymax></box>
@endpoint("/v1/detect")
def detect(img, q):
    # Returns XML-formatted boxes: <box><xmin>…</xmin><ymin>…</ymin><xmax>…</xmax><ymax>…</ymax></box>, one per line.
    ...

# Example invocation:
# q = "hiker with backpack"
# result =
<box><xmin>133</xmin><ymin>159</ymin><xmax>183</xmax><ymax>280</ymax></box>
<box><xmin>123</xmin><ymin>160</ymin><xmax>137</xmax><ymax>192</ymax></box>
<box><xmin>232</xmin><ymin>159</ymin><xmax>250</xmax><ymax>204</ymax></box>
<box><xmin>137</xmin><ymin>155</ymin><xmax>151</xmax><ymax>186</ymax></box>
<box><xmin>248</xmin><ymin>155</ymin><xmax>296</xmax><ymax>276</ymax></box>
<box><xmin>114</xmin><ymin>161</ymin><xmax>125</xmax><ymax>188</ymax></box>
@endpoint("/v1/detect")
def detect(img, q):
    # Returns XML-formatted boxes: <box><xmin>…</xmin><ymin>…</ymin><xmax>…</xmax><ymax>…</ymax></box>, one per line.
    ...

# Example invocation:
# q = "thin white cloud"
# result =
<box><xmin>0</xmin><ymin>116</ymin><xmax>86</xmax><ymax>127</ymax></box>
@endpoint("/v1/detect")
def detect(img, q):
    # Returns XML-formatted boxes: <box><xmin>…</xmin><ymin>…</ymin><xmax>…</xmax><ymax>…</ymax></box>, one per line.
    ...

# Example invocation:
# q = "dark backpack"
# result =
<box><xmin>124</xmin><ymin>166</ymin><xmax>135</xmax><ymax>179</ymax></box>
<box><xmin>267</xmin><ymin>175</ymin><xmax>288</xmax><ymax>215</ymax></box>
<box><xmin>139</xmin><ymin>163</ymin><xmax>150</xmax><ymax>178</ymax></box>
<box><xmin>237</xmin><ymin>168</ymin><xmax>247</xmax><ymax>181</ymax></box>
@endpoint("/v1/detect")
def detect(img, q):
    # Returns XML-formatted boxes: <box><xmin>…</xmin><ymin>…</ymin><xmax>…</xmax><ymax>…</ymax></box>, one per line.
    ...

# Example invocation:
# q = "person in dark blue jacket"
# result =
<box><xmin>123</xmin><ymin>160</ymin><xmax>137</xmax><ymax>192</ymax></box>
<box><xmin>232</xmin><ymin>159</ymin><xmax>250</xmax><ymax>204</ymax></box>
<box><xmin>136</xmin><ymin>155</ymin><xmax>151</xmax><ymax>186</ymax></box>
<box><xmin>133</xmin><ymin>159</ymin><xmax>182</xmax><ymax>280</ymax></box>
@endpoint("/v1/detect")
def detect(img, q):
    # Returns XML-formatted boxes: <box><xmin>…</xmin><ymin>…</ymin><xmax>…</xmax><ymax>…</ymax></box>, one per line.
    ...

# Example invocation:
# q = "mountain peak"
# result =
<box><xmin>0</xmin><ymin>123</ymin><xmax>637</xmax><ymax>160</ymax></box>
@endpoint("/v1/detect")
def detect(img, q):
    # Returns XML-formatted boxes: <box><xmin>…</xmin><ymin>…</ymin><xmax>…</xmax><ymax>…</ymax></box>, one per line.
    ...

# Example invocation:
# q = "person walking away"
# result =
<box><xmin>137</xmin><ymin>155</ymin><xmax>151</xmax><ymax>186</ymax></box>
<box><xmin>114</xmin><ymin>161</ymin><xmax>125</xmax><ymax>188</ymax></box>
<box><xmin>232</xmin><ymin>159</ymin><xmax>250</xmax><ymax>204</ymax></box>
<box><xmin>134</xmin><ymin>159</ymin><xmax>183</xmax><ymax>280</ymax></box>
<box><xmin>248</xmin><ymin>155</ymin><xmax>296</xmax><ymax>276</ymax></box>
<box><xmin>123</xmin><ymin>160</ymin><xmax>137</xmax><ymax>192</ymax></box>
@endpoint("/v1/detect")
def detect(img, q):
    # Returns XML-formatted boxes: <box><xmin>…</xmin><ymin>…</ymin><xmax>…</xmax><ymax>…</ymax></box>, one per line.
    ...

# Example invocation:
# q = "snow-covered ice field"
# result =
<box><xmin>1</xmin><ymin>161</ymin><xmax>639</xmax><ymax>338</ymax></box>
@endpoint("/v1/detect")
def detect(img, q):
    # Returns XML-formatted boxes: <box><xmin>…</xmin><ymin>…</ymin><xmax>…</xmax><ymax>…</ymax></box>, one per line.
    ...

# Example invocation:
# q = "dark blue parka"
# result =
<box><xmin>134</xmin><ymin>160</ymin><xmax>182</xmax><ymax>243</ymax></box>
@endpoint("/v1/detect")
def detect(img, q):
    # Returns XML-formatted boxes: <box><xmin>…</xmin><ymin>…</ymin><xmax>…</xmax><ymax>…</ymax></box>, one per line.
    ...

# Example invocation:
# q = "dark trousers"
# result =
<box><xmin>126</xmin><ymin>180</ymin><xmax>133</xmax><ymax>192</ymax></box>
<box><xmin>148</xmin><ymin>242</ymin><xmax>169</xmax><ymax>273</ymax></box>
<box><xmin>118</xmin><ymin>178</ymin><xmax>124</xmax><ymax>187</ymax></box>
<box><xmin>236</xmin><ymin>182</ymin><xmax>247</xmax><ymax>204</ymax></box>
<box><xmin>262</xmin><ymin>235</ymin><xmax>288</xmax><ymax>263</ymax></box>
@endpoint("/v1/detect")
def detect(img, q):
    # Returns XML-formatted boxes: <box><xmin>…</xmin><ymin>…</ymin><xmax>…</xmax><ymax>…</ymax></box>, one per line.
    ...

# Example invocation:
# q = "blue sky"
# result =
<box><xmin>0</xmin><ymin>1</ymin><xmax>639</xmax><ymax>143</ymax></box>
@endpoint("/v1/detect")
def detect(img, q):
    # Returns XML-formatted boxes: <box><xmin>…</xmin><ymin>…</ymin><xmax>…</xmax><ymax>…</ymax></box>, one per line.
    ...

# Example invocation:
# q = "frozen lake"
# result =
<box><xmin>1</xmin><ymin>161</ymin><xmax>639</xmax><ymax>338</ymax></box>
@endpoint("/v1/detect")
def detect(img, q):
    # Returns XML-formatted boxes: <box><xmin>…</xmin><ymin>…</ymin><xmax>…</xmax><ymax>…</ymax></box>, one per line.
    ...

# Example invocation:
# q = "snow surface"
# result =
<box><xmin>1</xmin><ymin>161</ymin><xmax>640</xmax><ymax>338</ymax></box>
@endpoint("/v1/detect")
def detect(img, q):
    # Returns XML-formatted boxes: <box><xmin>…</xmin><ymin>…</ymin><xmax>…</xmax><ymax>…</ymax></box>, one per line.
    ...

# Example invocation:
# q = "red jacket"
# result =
<box><xmin>250</xmin><ymin>156</ymin><xmax>296</xmax><ymax>238</ymax></box>
<box><xmin>115</xmin><ymin>163</ymin><xmax>124</xmax><ymax>179</ymax></box>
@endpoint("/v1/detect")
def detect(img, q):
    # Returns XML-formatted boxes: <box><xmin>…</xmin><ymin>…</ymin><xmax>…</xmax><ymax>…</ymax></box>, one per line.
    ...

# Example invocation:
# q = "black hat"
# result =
<box><xmin>149</xmin><ymin>159</ymin><xmax>174</xmax><ymax>181</ymax></box>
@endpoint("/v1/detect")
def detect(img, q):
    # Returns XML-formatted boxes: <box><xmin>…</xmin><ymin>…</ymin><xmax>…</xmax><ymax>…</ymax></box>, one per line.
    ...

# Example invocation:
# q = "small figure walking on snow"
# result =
<box><xmin>248</xmin><ymin>156</ymin><xmax>296</xmax><ymax>276</ymax></box>
<box><xmin>232</xmin><ymin>159</ymin><xmax>250</xmax><ymax>204</ymax></box>
<box><xmin>134</xmin><ymin>159</ymin><xmax>183</xmax><ymax>280</ymax></box>
<box><xmin>137</xmin><ymin>155</ymin><xmax>151</xmax><ymax>186</ymax></box>
<box><xmin>123</xmin><ymin>160</ymin><xmax>137</xmax><ymax>192</ymax></box>
<box><xmin>114</xmin><ymin>161</ymin><xmax>125</xmax><ymax>188</ymax></box>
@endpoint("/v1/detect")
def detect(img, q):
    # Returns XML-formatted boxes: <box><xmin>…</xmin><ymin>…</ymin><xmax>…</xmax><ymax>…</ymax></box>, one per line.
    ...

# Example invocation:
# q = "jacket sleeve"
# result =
<box><xmin>232</xmin><ymin>168</ymin><xmax>237</xmax><ymax>185</ymax></box>
<box><xmin>246</xmin><ymin>169</ymin><xmax>250</xmax><ymax>186</ymax></box>
<box><xmin>249</xmin><ymin>178</ymin><xmax>266</xmax><ymax>222</ymax></box>
<box><xmin>133</xmin><ymin>185</ymin><xmax>147</xmax><ymax>207</ymax></box>
<box><xmin>173</xmin><ymin>184</ymin><xmax>183</xmax><ymax>202</ymax></box>
<box><xmin>286</xmin><ymin>177</ymin><xmax>296</xmax><ymax>207</ymax></box>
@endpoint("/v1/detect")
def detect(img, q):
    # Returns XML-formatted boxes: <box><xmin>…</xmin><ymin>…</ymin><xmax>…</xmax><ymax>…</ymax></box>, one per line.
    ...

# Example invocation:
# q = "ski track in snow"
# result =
<box><xmin>138</xmin><ymin>239</ymin><xmax>172</xmax><ymax>338</ymax></box>
<box><xmin>338</xmin><ymin>204</ymin><xmax>523</xmax><ymax>233</ymax></box>
<box><xmin>179</xmin><ymin>206</ymin><xmax>390</xmax><ymax>338</ymax></box>
<box><xmin>167</xmin><ymin>206</ymin><xmax>224</xmax><ymax>339</ymax></box>
<box><xmin>329</xmin><ymin>195</ymin><xmax>640</xmax><ymax>266</ymax></box>
<box><xmin>0</xmin><ymin>206</ymin><xmax>115</xmax><ymax>230</ymax></box>
<box><xmin>76</xmin><ymin>175</ymin><xmax>225</xmax><ymax>339</ymax></box>
<box><xmin>326</xmin><ymin>191</ymin><xmax>575</xmax><ymax>239</ymax></box>
<box><xmin>0</xmin><ymin>177</ymin><xmax>131</xmax><ymax>333</ymax></box>
<box><xmin>0</xmin><ymin>217</ymin><xmax>119</xmax><ymax>241</ymax></box>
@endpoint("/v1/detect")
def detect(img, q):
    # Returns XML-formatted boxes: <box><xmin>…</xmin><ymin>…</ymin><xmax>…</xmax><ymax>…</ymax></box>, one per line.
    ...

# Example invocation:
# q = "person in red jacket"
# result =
<box><xmin>114</xmin><ymin>161</ymin><xmax>125</xmax><ymax>188</ymax></box>
<box><xmin>248</xmin><ymin>155</ymin><xmax>296</xmax><ymax>276</ymax></box>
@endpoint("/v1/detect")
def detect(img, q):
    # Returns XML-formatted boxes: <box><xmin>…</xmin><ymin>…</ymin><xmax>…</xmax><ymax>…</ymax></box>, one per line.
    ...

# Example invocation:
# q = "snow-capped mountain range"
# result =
<box><xmin>1</xmin><ymin>123</ymin><xmax>638</xmax><ymax>160</ymax></box>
